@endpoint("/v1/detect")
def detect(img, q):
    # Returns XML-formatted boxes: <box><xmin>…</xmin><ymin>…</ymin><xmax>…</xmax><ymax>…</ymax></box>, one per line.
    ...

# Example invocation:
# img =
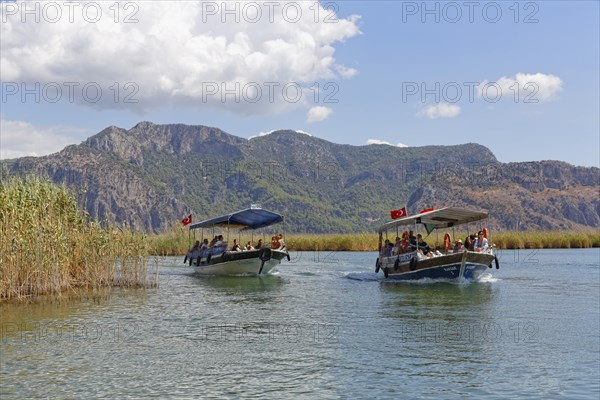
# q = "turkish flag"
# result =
<box><xmin>390</xmin><ymin>207</ymin><xmax>407</xmax><ymax>219</ymax></box>
<box><xmin>181</xmin><ymin>214</ymin><xmax>192</xmax><ymax>226</ymax></box>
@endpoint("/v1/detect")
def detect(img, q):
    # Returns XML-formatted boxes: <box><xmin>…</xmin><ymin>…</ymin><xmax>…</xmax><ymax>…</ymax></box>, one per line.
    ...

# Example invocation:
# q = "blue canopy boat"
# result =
<box><xmin>184</xmin><ymin>206</ymin><xmax>290</xmax><ymax>276</ymax></box>
<box><xmin>375</xmin><ymin>207</ymin><xmax>500</xmax><ymax>281</ymax></box>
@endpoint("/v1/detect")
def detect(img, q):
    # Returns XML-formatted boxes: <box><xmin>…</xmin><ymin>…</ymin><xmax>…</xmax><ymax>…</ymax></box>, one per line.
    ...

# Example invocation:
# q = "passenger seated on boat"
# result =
<box><xmin>215</xmin><ymin>235</ymin><xmax>224</xmax><ymax>247</ymax></box>
<box><xmin>231</xmin><ymin>239</ymin><xmax>241</xmax><ymax>251</ymax></box>
<box><xmin>382</xmin><ymin>239</ymin><xmax>390</xmax><ymax>256</ymax></box>
<box><xmin>245</xmin><ymin>241</ymin><xmax>255</xmax><ymax>251</ymax></box>
<box><xmin>464</xmin><ymin>234</ymin><xmax>475</xmax><ymax>251</ymax></box>
<box><xmin>453</xmin><ymin>240</ymin><xmax>464</xmax><ymax>253</ymax></box>
<box><xmin>256</xmin><ymin>239</ymin><xmax>263</xmax><ymax>249</ymax></box>
<box><xmin>277</xmin><ymin>233</ymin><xmax>286</xmax><ymax>250</ymax></box>
<box><xmin>408</xmin><ymin>231</ymin><xmax>417</xmax><ymax>250</ymax></box>
<box><xmin>386</xmin><ymin>242</ymin><xmax>394</xmax><ymax>257</ymax></box>
<box><xmin>200</xmin><ymin>239</ymin><xmax>209</xmax><ymax>250</ymax></box>
<box><xmin>189</xmin><ymin>240</ymin><xmax>201</xmax><ymax>252</ymax></box>
<box><xmin>271</xmin><ymin>236</ymin><xmax>279</xmax><ymax>249</ymax></box>
<box><xmin>416</xmin><ymin>234</ymin><xmax>433</xmax><ymax>258</ymax></box>
<box><xmin>209</xmin><ymin>236</ymin><xmax>218</xmax><ymax>247</ymax></box>
<box><xmin>391</xmin><ymin>237</ymin><xmax>401</xmax><ymax>255</ymax></box>
<box><xmin>474</xmin><ymin>231</ymin><xmax>488</xmax><ymax>252</ymax></box>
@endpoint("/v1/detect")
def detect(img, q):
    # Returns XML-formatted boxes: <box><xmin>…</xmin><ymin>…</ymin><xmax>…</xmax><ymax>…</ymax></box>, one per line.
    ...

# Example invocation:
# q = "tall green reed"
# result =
<box><xmin>0</xmin><ymin>177</ymin><xmax>155</xmax><ymax>301</ymax></box>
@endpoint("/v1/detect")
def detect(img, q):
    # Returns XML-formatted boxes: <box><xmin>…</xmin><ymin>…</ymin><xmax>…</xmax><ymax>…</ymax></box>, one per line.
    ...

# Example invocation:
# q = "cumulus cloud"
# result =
<box><xmin>366</xmin><ymin>139</ymin><xmax>408</xmax><ymax>147</ymax></box>
<box><xmin>0</xmin><ymin>118</ymin><xmax>86</xmax><ymax>159</ymax></box>
<box><xmin>295</xmin><ymin>130</ymin><xmax>312</xmax><ymax>136</ymax></box>
<box><xmin>479</xmin><ymin>73</ymin><xmax>563</xmax><ymax>103</ymax></box>
<box><xmin>306</xmin><ymin>106</ymin><xmax>333</xmax><ymax>123</ymax></box>
<box><xmin>417</xmin><ymin>103</ymin><xmax>461</xmax><ymax>119</ymax></box>
<box><xmin>335</xmin><ymin>64</ymin><xmax>358</xmax><ymax>79</ymax></box>
<box><xmin>248</xmin><ymin>130</ymin><xmax>275</xmax><ymax>139</ymax></box>
<box><xmin>0</xmin><ymin>1</ymin><xmax>361</xmax><ymax>114</ymax></box>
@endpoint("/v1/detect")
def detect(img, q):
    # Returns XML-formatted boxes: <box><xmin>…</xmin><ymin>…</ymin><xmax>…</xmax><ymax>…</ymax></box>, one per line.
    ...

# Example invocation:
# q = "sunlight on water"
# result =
<box><xmin>477</xmin><ymin>273</ymin><xmax>499</xmax><ymax>283</ymax></box>
<box><xmin>1</xmin><ymin>250</ymin><xmax>598</xmax><ymax>399</ymax></box>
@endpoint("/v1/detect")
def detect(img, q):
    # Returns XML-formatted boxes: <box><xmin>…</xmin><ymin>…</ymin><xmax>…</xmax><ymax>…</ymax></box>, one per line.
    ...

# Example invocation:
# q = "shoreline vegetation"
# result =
<box><xmin>2</xmin><ymin>178</ymin><xmax>598</xmax><ymax>301</ymax></box>
<box><xmin>0</xmin><ymin>177</ymin><xmax>156</xmax><ymax>301</ymax></box>
<box><xmin>150</xmin><ymin>226</ymin><xmax>600</xmax><ymax>256</ymax></box>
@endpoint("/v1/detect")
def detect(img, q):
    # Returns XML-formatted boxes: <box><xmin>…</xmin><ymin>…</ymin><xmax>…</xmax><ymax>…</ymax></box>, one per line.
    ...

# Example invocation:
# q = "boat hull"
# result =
<box><xmin>378</xmin><ymin>251</ymin><xmax>496</xmax><ymax>281</ymax></box>
<box><xmin>192</xmin><ymin>249</ymin><xmax>289</xmax><ymax>276</ymax></box>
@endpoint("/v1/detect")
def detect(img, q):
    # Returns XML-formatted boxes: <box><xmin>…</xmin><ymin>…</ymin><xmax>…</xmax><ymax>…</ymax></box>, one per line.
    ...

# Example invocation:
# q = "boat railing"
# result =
<box><xmin>189</xmin><ymin>244</ymin><xmax>228</xmax><ymax>259</ymax></box>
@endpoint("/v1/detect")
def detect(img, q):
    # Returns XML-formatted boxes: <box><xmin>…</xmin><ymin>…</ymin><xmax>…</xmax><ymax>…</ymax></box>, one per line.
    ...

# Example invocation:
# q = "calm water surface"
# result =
<box><xmin>1</xmin><ymin>249</ymin><xmax>599</xmax><ymax>399</ymax></box>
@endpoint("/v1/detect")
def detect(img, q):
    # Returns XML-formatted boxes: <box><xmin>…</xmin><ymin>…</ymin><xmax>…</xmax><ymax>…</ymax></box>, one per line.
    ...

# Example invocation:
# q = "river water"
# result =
<box><xmin>1</xmin><ymin>249</ymin><xmax>599</xmax><ymax>399</ymax></box>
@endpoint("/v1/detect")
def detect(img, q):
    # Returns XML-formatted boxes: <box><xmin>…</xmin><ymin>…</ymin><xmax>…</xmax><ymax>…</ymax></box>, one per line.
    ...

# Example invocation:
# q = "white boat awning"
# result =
<box><xmin>378</xmin><ymin>207</ymin><xmax>488</xmax><ymax>233</ymax></box>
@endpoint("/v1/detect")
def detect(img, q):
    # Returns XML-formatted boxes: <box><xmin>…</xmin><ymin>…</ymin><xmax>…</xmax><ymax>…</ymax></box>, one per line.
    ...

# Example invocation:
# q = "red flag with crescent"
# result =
<box><xmin>181</xmin><ymin>214</ymin><xmax>192</xmax><ymax>226</ymax></box>
<box><xmin>390</xmin><ymin>207</ymin><xmax>407</xmax><ymax>220</ymax></box>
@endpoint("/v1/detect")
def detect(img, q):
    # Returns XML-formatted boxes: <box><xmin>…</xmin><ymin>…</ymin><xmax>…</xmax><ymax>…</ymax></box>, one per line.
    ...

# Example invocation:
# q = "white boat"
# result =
<box><xmin>375</xmin><ymin>207</ymin><xmax>499</xmax><ymax>281</ymax></box>
<box><xmin>184</xmin><ymin>207</ymin><xmax>290</xmax><ymax>276</ymax></box>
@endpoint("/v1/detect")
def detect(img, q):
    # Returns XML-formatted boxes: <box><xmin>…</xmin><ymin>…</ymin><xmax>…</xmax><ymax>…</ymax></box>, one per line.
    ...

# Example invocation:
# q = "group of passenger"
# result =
<box><xmin>187</xmin><ymin>233</ymin><xmax>285</xmax><ymax>253</ymax></box>
<box><xmin>231</xmin><ymin>233</ymin><xmax>285</xmax><ymax>252</ymax></box>
<box><xmin>460</xmin><ymin>230</ymin><xmax>489</xmax><ymax>252</ymax></box>
<box><xmin>231</xmin><ymin>239</ymin><xmax>253</xmax><ymax>252</ymax></box>
<box><xmin>381</xmin><ymin>229</ymin><xmax>489</xmax><ymax>257</ymax></box>
<box><xmin>271</xmin><ymin>233</ymin><xmax>286</xmax><ymax>250</ymax></box>
<box><xmin>382</xmin><ymin>231</ymin><xmax>428</xmax><ymax>257</ymax></box>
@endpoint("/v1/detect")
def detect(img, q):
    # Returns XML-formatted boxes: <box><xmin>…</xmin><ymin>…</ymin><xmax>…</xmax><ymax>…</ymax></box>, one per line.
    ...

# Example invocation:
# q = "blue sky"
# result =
<box><xmin>1</xmin><ymin>1</ymin><xmax>598</xmax><ymax>166</ymax></box>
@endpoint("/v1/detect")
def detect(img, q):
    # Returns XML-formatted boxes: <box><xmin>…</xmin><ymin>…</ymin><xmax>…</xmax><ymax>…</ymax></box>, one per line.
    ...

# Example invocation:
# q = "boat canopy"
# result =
<box><xmin>189</xmin><ymin>207</ymin><xmax>284</xmax><ymax>231</ymax></box>
<box><xmin>378</xmin><ymin>207</ymin><xmax>488</xmax><ymax>233</ymax></box>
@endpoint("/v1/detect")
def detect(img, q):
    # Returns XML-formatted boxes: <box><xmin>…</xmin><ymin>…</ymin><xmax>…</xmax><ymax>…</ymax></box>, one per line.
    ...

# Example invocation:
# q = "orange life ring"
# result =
<box><xmin>483</xmin><ymin>228</ymin><xmax>489</xmax><ymax>239</ymax></box>
<box><xmin>443</xmin><ymin>233</ymin><xmax>452</xmax><ymax>251</ymax></box>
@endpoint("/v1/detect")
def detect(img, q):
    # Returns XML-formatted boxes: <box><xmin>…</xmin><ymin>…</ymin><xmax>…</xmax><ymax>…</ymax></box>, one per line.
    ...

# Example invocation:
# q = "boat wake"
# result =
<box><xmin>476</xmin><ymin>273</ymin><xmax>499</xmax><ymax>283</ymax></box>
<box><xmin>383</xmin><ymin>274</ymin><xmax>498</xmax><ymax>285</ymax></box>
<box><xmin>344</xmin><ymin>272</ymin><xmax>383</xmax><ymax>281</ymax></box>
<box><xmin>344</xmin><ymin>271</ymin><xmax>498</xmax><ymax>284</ymax></box>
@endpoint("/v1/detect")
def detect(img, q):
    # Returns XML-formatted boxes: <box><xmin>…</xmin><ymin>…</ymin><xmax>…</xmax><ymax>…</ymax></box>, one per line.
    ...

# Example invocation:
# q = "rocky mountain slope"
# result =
<box><xmin>3</xmin><ymin>122</ymin><xmax>598</xmax><ymax>233</ymax></box>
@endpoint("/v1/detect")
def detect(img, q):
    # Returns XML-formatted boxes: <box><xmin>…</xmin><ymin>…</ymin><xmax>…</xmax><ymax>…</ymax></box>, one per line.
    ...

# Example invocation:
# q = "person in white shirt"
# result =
<box><xmin>474</xmin><ymin>231</ymin><xmax>488</xmax><ymax>252</ymax></box>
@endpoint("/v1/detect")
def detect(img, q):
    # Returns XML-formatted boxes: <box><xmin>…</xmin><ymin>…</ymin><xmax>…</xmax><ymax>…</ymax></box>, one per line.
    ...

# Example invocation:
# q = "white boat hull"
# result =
<box><xmin>190</xmin><ymin>249</ymin><xmax>289</xmax><ymax>276</ymax></box>
<box><xmin>194</xmin><ymin>257</ymin><xmax>282</xmax><ymax>276</ymax></box>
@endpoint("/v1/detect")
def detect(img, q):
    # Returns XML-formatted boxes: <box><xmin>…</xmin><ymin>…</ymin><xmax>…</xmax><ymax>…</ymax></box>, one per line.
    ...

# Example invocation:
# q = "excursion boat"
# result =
<box><xmin>375</xmin><ymin>207</ymin><xmax>499</xmax><ymax>281</ymax></box>
<box><xmin>184</xmin><ymin>207</ymin><xmax>290</xmax><ymax>276</ymax></box>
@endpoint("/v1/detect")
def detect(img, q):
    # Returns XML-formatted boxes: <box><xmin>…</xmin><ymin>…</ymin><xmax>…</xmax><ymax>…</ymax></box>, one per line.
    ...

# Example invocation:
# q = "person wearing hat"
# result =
<box><xmin>453</xmin><ymin>239</ymin><xmax>465</xmax><ymax>253</ymax></box>
<box><xmin>474</xmin><ymin>231</ymin><xmax>488</xmax><ymax>252</ymax></box>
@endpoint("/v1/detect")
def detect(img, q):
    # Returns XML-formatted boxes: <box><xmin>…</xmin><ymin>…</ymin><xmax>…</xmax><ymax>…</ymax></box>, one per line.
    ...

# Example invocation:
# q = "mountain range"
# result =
<box><xmin>2</xmin><ymin>121</ymin><xmax>599</xmax><ymax>233</ymax></box>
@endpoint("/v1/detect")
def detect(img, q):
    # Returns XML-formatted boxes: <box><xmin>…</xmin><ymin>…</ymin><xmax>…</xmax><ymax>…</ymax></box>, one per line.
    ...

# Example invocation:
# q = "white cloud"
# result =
<box><xmin>366</xmin><ymin>139</ymin><xmax>408</xmax><ymax>147</ymax></box>
<box><xmin>0</xmin><ymin>1</ymin><xmax>361</xmax><ymax>114</ymax></box>
<box><xmin>0</xmin><ymin>118</ymin><xmax>87</xmax><ymax>159</ymax></box>
<box><xmin>248</xmin><ymin>130</ymin><xmax>275</xmax><ymax>139</ymax></box>
<box><xmin>335</xmin><ymin>64</ymin><xmax>358</xmax><ymax>79</ymax></box>
<box><xmin>417</xmin><ymin>103</ymin><xmax>461</xmax><ymax>119</ymax></box>
<box><xmin>306</xmin><ymin>106</ymin><xmax>333</xmax><ymax>123</ymax></box>
<box><xmin>479</xmin><ymin>73</ymin><xmax>563</xmax><ymax>102</ymax></box>
<box><xmin>295</xmin><ymin>130</ymin><xmax>312</xmax><ymax>136</ymax></box>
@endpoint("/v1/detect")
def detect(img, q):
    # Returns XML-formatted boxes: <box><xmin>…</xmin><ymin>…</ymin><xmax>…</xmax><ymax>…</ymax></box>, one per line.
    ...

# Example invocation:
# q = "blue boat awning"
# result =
<box><xmin>189</xmin><ymin>208</ymin><xmax>284</xmax><ymax>231</ymax></box>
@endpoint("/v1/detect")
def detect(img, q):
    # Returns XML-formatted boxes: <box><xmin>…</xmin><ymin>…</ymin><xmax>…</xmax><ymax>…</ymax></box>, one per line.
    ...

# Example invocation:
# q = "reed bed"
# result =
<box><xmin>490</xmin><ymin>230</ymin><xmax>600</xmax><ymax>250</ymax></box>
<box><xmin>0</xmin><ymin>177</ymin><xmax>156</xmax><ymax>301</ymax></box>
<box><xmin>148</xmin><ymin>225</ymin><xmax>191</xmax><ymax>256</ymax></box>
<box><xmin>149</xmin><ymin>229</ymin><xmax>599</xmax><ymax>254</ymax></box>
